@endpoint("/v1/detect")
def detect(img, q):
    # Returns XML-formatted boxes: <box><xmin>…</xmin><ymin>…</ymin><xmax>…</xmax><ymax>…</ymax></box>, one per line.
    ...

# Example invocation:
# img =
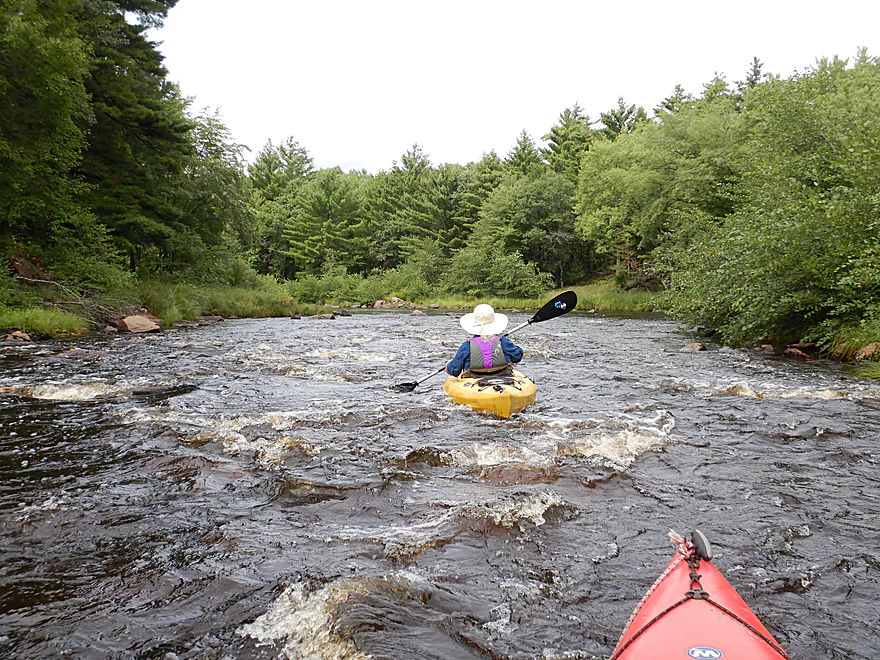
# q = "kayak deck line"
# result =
<box><xmin>443</xmin><ymin>368</ymin><xmax>537</xmax><ymax>418</ymax></box>
<box><xmin>611</xmin><ymin>530</ymin><xmax>789</xmax><ymax>660</ymax></box>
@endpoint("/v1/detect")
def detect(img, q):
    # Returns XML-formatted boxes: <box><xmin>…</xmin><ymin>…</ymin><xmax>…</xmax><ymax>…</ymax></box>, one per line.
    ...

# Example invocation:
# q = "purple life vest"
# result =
<box><xmin>467</xmin><ymin>335</ymin><xmax>508</xmax><ymax>373</ymax></box>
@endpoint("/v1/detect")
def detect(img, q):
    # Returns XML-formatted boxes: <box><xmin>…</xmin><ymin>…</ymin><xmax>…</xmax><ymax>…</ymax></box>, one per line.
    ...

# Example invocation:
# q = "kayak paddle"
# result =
<box><xmin>391</xmin><ymin>290</ymin><xmax>578</xmax><ymax>393</ymax></box>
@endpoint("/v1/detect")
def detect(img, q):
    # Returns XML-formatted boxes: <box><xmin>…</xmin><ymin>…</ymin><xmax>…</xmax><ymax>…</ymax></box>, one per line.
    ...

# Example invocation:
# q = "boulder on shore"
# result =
<box><xmin>855</xmin><ymin>342</ymin><xmax>879</xmax><ymax>361</ymax></box>
<box><xmin>4</xmin><ymin>330</ymin><xmax>31</xmax><ymax>342</ymax></box>
<box><xmin>119</xmin><ymin>315</ymin><xmax>161</xmax><ymax>333</ymax></box>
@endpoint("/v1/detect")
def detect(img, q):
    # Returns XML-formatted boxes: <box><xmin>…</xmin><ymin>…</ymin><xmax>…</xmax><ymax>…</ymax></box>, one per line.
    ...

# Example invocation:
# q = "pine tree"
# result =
<box><xmin>504</xmin><ymin>130</ymin><xmax>545</xmax><ymax>176</ymax></box>
<box><xmin>543</xmin><ymin>104</ymin><xmax>593</xmax><ymax>182</ymax></box>
<box><xmin>598</xmin><ymin>97</ymin><xmax>648</xmax><ymax>141</ymax></box>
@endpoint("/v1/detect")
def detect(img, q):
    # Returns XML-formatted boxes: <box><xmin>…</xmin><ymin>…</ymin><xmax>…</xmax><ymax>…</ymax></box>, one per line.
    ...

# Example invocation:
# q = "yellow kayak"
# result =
<box><xmin>443</xmin><ymin>369</ymin><xmax>537</xmax><ymax>418</ymax></box>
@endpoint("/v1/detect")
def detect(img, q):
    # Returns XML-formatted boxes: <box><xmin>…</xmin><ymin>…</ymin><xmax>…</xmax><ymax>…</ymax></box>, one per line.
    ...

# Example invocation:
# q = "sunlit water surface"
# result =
<box><xmin>1</xmin><ymin>312</ymin><xmax>878</xmax><ymax>659</ymax></box>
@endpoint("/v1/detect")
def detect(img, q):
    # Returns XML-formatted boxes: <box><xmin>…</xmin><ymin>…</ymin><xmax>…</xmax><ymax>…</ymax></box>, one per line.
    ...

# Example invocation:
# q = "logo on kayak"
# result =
<box><xmin>555</xmin><ymin>301</ymin><xmax>567</xmax><ymax>309</ymax></box>
<box><xmin>687</xmin><ymin>648</ymin><xmax>723</xmax><ymax>659</ymax></box>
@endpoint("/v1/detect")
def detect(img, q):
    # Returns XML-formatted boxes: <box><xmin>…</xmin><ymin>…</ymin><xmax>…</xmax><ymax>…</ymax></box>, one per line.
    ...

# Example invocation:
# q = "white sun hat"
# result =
<box><xmin>460</xmin><ymin>304</ymin><xmax>508</xmax><ymax>336</ymax></box>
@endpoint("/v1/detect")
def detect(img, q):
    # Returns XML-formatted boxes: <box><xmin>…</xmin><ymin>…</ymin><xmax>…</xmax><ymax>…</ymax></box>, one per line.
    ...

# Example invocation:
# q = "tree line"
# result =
<box><xmin>2</xmin><ymin>1</ymin><xmax>879</xmax><ymax>348</ymax></box>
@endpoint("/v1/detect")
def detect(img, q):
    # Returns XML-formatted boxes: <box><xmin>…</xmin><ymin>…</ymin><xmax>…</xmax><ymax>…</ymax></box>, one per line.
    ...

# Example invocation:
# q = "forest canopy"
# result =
<box><xmin>2</xmin><ymin>1</ymin><xmax>879</xmax><ymax>349</ymax></box>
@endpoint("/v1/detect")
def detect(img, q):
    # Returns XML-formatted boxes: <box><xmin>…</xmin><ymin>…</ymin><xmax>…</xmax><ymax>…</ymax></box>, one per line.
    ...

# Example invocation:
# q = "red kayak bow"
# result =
<box><xmin>611</xmin><ymin>530</ymin><xmax>789</xmax><ymax>660</ymax></box>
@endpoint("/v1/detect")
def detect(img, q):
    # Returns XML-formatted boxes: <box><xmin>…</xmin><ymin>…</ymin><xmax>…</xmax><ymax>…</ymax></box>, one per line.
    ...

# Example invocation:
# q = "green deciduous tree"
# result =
<box><xmin>576</xmin><ymin>79</ymin><xmax>744</xmax><ymax>274</ymax></box>
<box><xmin>666</xmin><ymin>53</ymin><xmax>880</xmax><ymax>344</ymax></box>
<box><xmin>478</xmin><ymin>171</ymin><xmax>593</xmax><ymax>286</ymax></box>
<box><xmin>0</xmin><ymin>0</ymin><xmax>91</xmax><ymax>243</ymax></box>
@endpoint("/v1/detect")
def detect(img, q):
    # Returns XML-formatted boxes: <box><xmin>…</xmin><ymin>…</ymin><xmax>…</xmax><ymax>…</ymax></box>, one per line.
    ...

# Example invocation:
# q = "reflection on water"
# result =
<box><xmin>0</xmin><ymin>312</ymin><xmax>878</xmax><ymax>659</ymax></box>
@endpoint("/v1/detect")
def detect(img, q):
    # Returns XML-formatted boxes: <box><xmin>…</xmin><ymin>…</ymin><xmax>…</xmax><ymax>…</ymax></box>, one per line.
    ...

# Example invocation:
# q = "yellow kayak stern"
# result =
<box><xmin>443</xmin><ymin>369</ymin><xmax>537</xmax><ymax>418</ymax></box>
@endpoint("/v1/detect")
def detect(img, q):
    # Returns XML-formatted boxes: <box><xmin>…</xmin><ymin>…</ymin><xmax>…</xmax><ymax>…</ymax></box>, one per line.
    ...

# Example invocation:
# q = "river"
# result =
<box><xmin>0</xmin><ymin>310</ymin><xmax>878</xmax><ymax>659</ymax></box>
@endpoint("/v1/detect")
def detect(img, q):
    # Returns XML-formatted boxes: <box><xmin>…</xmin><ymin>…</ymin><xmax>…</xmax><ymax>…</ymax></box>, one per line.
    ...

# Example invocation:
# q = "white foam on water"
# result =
<box><xmin>551</xmin><ymin>410</ymin><xmax>676</xmax><ymax>467</ymax></box>
<box><xmin>117</xmin><ymin>406</ymin><xmax>353</xmax><ymax>464</ymax></box>
<box><xmin>326</xmin><ymin>490</ymin><xmax>567</xmax><ymax>557</ymax></box>
<box><xmin>1</xmin><ymin>379</ymin><xmax>158</xmax><ymax>401</ymax></box>
<box><xmin>440</xmin><ymin>411</ymin><xmax>676</xmax><ymax>470</ymax></box>
<box><xmin>238</xmin><ymin>578</ymin><xmax>369</xmax><ymax>660</ymax></box>
<box><xmin>656</xmin><ymin>375</ymin><xmax>880</xmax><ymax>401</ymax></box>
<box><xmin>447</xmin><ymin>443</ymin><xmax>553</xmax><ymax>468</ymax></box>
<box><xmin>14</xmin><ymin>494</ymin><xmax>73</xmax><ymax>523</ymax></box>
<box><xmin>460</xmin><ymin>490</ymin><xmax>566</xmax><ymax>529</ymax></box>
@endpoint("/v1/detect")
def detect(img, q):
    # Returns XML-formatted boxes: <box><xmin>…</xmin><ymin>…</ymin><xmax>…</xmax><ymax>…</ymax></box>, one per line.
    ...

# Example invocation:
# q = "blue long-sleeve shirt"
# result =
<box><xmin>446</xmin><ymin>336</ymin><xmax>524</xmax><ymax>376</ymax></box>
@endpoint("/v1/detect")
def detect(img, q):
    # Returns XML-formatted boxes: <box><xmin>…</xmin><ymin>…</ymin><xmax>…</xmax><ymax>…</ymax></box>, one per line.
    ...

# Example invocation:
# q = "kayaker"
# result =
<box><xmin>446</xmin><ymin>304</ymin><xmax>524</xmax><ymax>377</ymax></box>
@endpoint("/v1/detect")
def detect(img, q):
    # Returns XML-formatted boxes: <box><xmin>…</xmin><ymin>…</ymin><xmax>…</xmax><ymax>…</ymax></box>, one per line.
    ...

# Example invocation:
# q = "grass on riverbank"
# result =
<box><xmin>0</xmin><ymin>273</ymin><xmax>660</xmax><ymax>338</ymax></box>
<box><xmin>566</xmin><ymin>280</ymin><xmax>661</xmax><ymax>313</ymax></box>
<box><xmin>824</xmin><ymin>320</ymin><xmax>880</xmax><ymax>379</ymax></box>
<box><xmin>0</xmin><ymin>306</ymin><xmax>89</xmax><ymax>336</ymax></box>
<box><xmin>376</xmin><ymin>280</ymin><xmax>661</xmax><ymax>314</ymax></box>
<box><xmin>134</xmin><ymin>279</ymin><xmax>320</xmax><ymax>323</ymax></box>
<box><xmin>825</xmin><ymin>320</ymin><xmax>880</xmax><ymax>361</ymax></box>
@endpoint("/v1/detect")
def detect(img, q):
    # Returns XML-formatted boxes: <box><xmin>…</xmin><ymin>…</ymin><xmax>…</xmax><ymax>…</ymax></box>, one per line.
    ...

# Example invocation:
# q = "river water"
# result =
<box><xmin>0</xmin><ymin>311</ymin><xmax>878</xmax><ymax>659</ymax></box>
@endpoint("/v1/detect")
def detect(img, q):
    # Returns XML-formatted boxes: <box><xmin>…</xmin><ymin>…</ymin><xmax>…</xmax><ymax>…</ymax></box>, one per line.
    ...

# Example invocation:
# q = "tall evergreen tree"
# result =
<box><xmin>282</xmin><ymin>168</ymin><xmax>365</xmax><ymax>274</ymax></box>
<box><xmin>597</xmin><ymin>97</ymin><xmax>648</xmax><ymax>141</ymax></box>
<box><xmin>72</xmin><ymin>0</ymin><xmax>194</xmax><ymax>268</ymax></box>
<box><xmin>504</xmin><ymin>130</ymin><xmax>545</xmax><ymax>177</ymax></box>
<box><xmin>654</xmin><ymin>84</ymin><xmax>694</xmax><ymax>116</ymax></box>
<box><xmin>543</xmin><ymin>104</ymin><xmax>593</xmax><ymax>182</ymax></box>
<box><xmin>248</xmin><ymin>137</ymin><xmax>314</xmax><ymax>203</ymax></box>
<box><xmin>248</xmin><ymin>137</ymin><xmax>314</xmax><ymax>277</ymax></box>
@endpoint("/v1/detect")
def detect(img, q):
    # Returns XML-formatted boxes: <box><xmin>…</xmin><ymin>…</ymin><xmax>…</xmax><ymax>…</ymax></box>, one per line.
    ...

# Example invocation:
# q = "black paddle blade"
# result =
<box><xmin>532</xmin><ymin>291</ymin><xmax>578</xmax><ymax>323</ymax></box>
<box><xmin>390</xmin><ymin>381</ymin><xmax>419</xmax><ymax>392</ymax></box>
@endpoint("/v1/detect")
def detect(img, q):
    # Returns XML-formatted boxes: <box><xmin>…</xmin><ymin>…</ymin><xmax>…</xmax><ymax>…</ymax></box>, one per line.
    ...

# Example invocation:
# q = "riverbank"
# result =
<box><xmin>1</xmin><ymin>277</ymin><xmax>661</xmax><ymax>338</ymax></box>
<box><xmin>5</xmin><ymin>276</ymin><xmax>880</xmax><ymax>381</ymax></box>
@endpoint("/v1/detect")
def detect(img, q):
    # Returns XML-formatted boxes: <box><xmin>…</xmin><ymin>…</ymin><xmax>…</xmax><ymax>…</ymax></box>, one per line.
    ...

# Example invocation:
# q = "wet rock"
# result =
<box><xmin>784</xmin><ymin>347</ymin><xmax>810</xmax><ymax>360</ymax></box>
<box><xmin>680</xmin><ymin>342</ymin><xmax>706</xmax><ymax>352</ymax></box>
<box><xmin>118</xmin><ymin>315</ymin><xmax>161</xmax><ymax>333</ymax></box>
<box><xmin>197</xmin><ymin>315</ymin><xmax>223</xmax><ymax>323</ymax></box>
<box><xmin>308</xmin><ymin>313</ymin><xmax>336</xmax><ymax>320</ymax></box>
<box><xmin>754</xmin><ymin>344</ymin><xmax>775</xmax><ymax>354</ymax></box>
<box><xmin>5</xmin><ymin>330</ymin><xmax>31</xmax><ymax>341</ymax></box>
<box><xmin>855</xmin><ymin>342</ymin><xmax>879</xmax><ymax>361</ymax></box>
<box><xmin>337</xmin><ymin>309</ymin><xmax>352</xmax><ymax>317</ymax></box>
<box><xmin>101</xmin><ymin>325</ymin><xmax>118</xmax><ymax>333</ymax></box>
<box><xmin>410</xmin><ymin>309</ymin><xmax>427</xmax><ymax>316</ymax></box>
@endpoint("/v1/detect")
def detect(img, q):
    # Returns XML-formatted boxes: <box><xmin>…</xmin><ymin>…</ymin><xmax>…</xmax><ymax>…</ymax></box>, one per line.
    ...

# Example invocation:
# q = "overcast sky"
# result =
<box><xmin>151</xmin><ymin>0</ymin><xmax>880</xmax><ymax>173</ymax></box>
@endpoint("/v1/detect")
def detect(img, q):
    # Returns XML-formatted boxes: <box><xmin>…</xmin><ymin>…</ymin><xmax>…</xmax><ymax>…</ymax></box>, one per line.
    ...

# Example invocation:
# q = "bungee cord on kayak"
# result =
<box><xmin>610</xmin><ymin>530</ymin><xmax>790</xmax><ymax>660</ymax></box>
